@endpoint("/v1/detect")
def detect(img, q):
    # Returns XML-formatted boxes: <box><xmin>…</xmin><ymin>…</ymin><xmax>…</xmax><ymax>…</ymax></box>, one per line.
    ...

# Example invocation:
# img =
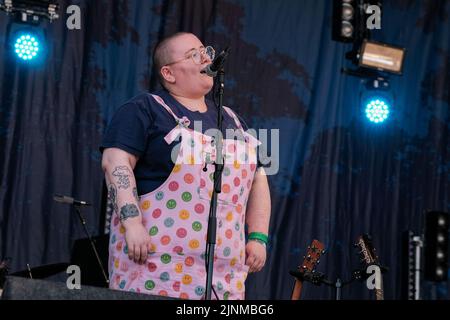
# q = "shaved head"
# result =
<box><xmin>153</xmin><ymin>32</ymin><xmax>191</xmax><ymax>86</ymax></box>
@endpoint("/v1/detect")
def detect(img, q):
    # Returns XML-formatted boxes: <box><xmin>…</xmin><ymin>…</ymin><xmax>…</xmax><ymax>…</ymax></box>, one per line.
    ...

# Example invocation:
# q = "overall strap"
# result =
<box><xmin>223</xmin><ymin>106</ymin><xmax>244</xmax><ymax>131</ymax></box>
<box><xmin>150</xmin><ymin>94</ymin><xmax>191</xmax><ymax>144</ymax></box>
<box><xmin>222</xmin><ymin>106</ymin><xmax>261</xmax><ymax>148</ymax></box>
<box><xmin>150</xmin><ymin>94</ymin><xmax>191</xmax><ymax>128</ymax></box>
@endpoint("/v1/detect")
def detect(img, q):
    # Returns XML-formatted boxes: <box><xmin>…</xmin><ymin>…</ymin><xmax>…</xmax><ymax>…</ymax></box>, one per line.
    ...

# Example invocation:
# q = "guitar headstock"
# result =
<box><xmin>355</xmin><ymin>234</ymin><xmax>386</xmax><ymax>300</ymax></box>
<box><xmin>355</xmin><ymin>234</ymin><xmax>379</xmax><ymax>266</ymax></box>
<box><xmin>298</xmin><ymin>239</ymin><xmax>325</xmax><ymax>274</ymax></box>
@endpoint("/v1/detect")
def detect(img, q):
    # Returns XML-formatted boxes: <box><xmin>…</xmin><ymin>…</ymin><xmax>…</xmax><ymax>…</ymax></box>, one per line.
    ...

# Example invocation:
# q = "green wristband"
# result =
<box><xmin>248</xmin><ymin>232</ymin><xmax>269</xmax><ymax>245</ymax></box>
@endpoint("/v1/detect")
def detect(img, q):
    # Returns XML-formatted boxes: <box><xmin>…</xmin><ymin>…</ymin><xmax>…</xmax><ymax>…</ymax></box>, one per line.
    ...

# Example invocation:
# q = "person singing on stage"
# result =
<box><xmin>100</xmin><ymin>32</ymin><xmax>271</xmax><ymax>300</ymax></box>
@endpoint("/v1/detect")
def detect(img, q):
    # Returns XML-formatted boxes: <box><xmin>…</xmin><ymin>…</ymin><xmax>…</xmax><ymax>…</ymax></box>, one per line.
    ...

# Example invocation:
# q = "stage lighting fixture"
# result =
<box><xmin>7</xmin><ymin>24</ymin><xmax>46</xmax><ymax>64</ymax></box>
<box><xmin>402</xmin><ymin>231</ymin><xmax>423</xmax><ymax>300</ymax></box>
<box><xmin>359</xmin><ymin>40</ymin><xmax>406</xmax><ymax>74</ymax></box>
<box><xmin>0</xmin><ymin>0</ymin><xmax>59</xmax><ymax>22</ymax></box>
<box><xmin>360</xmin><ymin>78</ymin><xmax>393</xmax><ymax>125</ymax></box>
<box><xmin>424</xmin><ymin>211</ymin><xmax>449</xmax><ymax>282</ymax></box>
<box><xmin>14</xmin><ymin>33</ymin><xmax>40</xmax><ymax>61</ymax></box>
<box><xmin>1</xmin><ymin>1</ymin><xmax>55</xmax><ymax>64</ymax></box>
<box><xmin>332</xmin><ymin>0</ymin><xmax>357</xmax><ymax>42</ymax></box>
<box><xmin>365</xmin><ymin>98</ymin><xmax>390</xmax><ymax>124</ymax></box>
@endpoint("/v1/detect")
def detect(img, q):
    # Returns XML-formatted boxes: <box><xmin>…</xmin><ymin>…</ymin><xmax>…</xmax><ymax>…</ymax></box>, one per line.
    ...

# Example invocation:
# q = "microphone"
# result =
<box><xmin>201</xmin><ymin>47</ymin><xmax>230</xmax><ymax>77</ymax></box>
<box><xmin>54</xmin><ymin>194</ymin><xmax>91</xmax><ymax>206</ymax></box>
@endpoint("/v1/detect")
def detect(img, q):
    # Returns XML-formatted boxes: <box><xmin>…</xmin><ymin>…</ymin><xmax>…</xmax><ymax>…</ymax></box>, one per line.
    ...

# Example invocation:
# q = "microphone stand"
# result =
<box><xmin>73</xmin><ymin>204</ymin><xmax>109</xmax><ymax>287</ymax></box>
<box><xmin>205</xmin><ymin>67</ymin><xmax>225</xmax><ymax>300</ymax></box>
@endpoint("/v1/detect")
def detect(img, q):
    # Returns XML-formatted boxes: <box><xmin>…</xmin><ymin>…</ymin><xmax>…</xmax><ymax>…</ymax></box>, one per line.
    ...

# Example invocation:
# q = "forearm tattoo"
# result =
<box><xmin>133</xmin><ymin>187</ymin><xmax>140</xmax><ymax>202</ymax></box>
<box><xmin>120</xmin><ymin>203</ymin><xmax>140</xmax><ymax>221</ymax></box>
<box><xmin>106</xmin><ymin>183</ymin><xmax>118</xmax><ymax>215</ymax></box>
<box><xmin>112</xmin><ymin>166</ymin><xmax>132</xmax><ymax>189</ymax></box>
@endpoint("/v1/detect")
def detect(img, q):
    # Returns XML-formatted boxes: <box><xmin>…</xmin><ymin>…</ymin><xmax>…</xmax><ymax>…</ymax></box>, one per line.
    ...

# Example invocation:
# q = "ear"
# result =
<box><xmin>161</xmin><ymin>66</ymin><xmax>175</xmax><ymax>84</ymax></box>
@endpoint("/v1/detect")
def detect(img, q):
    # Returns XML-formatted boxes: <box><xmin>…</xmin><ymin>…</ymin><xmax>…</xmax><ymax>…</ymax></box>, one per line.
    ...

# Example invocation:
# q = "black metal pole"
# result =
<box><xmin>205</xmin><ymin>68</ymin><xmax>225</xmax><ymax>300</ymax></box>
<box><xmin>335</xmin><ymin>278</ymin><xmax>342</xmax><ymax>300</ymax></box>
<box><xmin>73</xmin><ymin>205</ymin><xmax>109</xmax><ymax>286</ymax></box>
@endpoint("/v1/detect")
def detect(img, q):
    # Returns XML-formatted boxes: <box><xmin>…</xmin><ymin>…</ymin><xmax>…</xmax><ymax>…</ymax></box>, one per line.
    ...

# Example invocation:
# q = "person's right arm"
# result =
<box><xmin>102</xmin><ymin>147</ymin><xmax>152</xmax><ymax>265</ymax></box>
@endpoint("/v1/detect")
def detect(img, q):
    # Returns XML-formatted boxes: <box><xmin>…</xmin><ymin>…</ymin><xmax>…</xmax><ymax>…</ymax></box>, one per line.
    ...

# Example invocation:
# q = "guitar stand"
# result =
<box><xmin>328</xmin><ymin>266</ymin><xmax>388</xmax><ymax>300</ymax></box>
<box><xmin>293</xmin><ymin>270</ymin><xmax>362</xmax><ymax>300</ymax></box>
<box><xmin>331</xmin><ymin>276</ymin><xmax>356</xmax><ymax>300</ymax></box>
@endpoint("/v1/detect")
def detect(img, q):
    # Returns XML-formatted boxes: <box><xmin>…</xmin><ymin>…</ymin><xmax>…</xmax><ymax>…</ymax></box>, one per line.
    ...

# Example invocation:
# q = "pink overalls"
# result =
<box><xmin>108</xmin><ymin>94</ymin><xmax>260</xmax><ymax>300</ymax></box>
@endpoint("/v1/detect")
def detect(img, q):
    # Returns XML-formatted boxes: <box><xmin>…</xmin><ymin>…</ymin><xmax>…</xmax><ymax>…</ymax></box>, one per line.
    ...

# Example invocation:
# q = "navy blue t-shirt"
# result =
<box><xmin>101</xmin><ymin>90</ymin><xmax>255</xmax><ymax>195</ymax></box>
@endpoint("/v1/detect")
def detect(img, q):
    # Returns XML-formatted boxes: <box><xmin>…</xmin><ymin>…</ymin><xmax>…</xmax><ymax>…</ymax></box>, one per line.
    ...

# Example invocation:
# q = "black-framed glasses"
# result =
<box><xmin>165</xmin><ymin>46</ymin><xmax>215</xmax><ymax>66</ymax></box>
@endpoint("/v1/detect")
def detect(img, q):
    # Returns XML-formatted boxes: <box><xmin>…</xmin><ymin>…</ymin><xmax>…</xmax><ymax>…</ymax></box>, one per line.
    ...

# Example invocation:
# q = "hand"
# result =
<box><xmin>245</xmin><ymin>240</ymin><xmax>267</xmax><ymax>273</ymax></box>
<box><xmin>123</xmin><ymin>218</ymin><xmax>153</xmax><ymax>265</ymax></box>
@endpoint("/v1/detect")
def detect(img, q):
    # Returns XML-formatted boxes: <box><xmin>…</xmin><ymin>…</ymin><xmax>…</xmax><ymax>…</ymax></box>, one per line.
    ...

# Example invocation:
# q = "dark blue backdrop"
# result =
<box><xmin>0</xmin><ymin>0</ymin><xmax>449</xmax><ymax>299</ymax></box>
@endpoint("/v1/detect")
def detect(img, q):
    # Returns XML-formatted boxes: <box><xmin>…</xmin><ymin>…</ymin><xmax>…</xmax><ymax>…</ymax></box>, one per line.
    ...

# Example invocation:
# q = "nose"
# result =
<box><xmin>201</xmin><ymin>51</ymin><xmax>212</xmax><ymax>64</ymax></box>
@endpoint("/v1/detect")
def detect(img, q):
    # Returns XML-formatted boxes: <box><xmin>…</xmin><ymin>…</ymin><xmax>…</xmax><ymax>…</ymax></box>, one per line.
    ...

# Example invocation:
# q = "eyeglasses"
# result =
<box><xmin>165</xmin><ymin>46</ymin><xmax>215</xmax><ymax>66</ymax></box>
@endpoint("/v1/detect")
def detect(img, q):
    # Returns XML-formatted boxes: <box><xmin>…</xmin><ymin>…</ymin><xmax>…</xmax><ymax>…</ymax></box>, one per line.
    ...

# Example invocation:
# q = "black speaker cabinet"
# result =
<box><xmin>71</xmin><ymin>235</ymin><xmax>110</xmax><ymax>288</ymax></box>
<box><xmin>1</xmin><ymin>276</ymin><xmax>177</xmax><ymax>300</ymax></box>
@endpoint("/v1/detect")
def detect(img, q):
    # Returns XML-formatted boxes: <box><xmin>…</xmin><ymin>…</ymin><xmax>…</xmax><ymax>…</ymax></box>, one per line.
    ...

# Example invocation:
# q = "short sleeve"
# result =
<box><xmin>100</xmin><ymin>101</ymin><xmax>154</xmax><ymax>157</ymax></box>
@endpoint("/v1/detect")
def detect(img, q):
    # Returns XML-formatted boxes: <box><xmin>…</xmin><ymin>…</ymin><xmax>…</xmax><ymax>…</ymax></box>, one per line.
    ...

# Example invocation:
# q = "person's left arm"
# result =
<box><xmin>245</xmin><ymin>168</ymin><xmax>271</xmax><ymax>273</ymax></box>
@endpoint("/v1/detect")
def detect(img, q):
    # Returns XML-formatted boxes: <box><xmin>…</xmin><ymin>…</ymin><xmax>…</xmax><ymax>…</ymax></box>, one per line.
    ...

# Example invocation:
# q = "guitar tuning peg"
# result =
<box><xmin>302</xmin><ymin>265</ymin><xmax>307</xmax><ymax>270</ymax></box>
<box><xmin>321</xmin><ymin>249</ymin><xmax>327</xmax><ymax>254</ymax></box>
<box><xmin>316</xmin><ymin>259</ymin><xmax>320</xmax><ymax>264</ymax></box>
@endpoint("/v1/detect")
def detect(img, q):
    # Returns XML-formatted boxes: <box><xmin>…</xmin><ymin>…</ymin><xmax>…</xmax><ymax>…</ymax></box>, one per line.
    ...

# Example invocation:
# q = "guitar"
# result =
<box><xmin>0</xmin><ymin>259</ymin><xmax>9</xmax><ymax>292</ymax></box>
<box><xmin>290</xmin><ymin>239</ymin><xmax>325</xmax><ymax>300</ymax></box>
<box><xmin>355</xmin><ymin>234</ymin><xmax>384</xmax><ymax>300</ymax></box>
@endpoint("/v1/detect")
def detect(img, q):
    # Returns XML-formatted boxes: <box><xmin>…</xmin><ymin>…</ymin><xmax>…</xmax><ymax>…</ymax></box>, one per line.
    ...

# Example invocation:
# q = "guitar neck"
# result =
<box><xmin>375</xmin><ymin>278</ymin><xmax>384</xmax><ymax>300</ymax></box>
<box><xmin>291</xmin><ymin>278</ymin><xmax>303</xmax><ymax>300</ymax></box>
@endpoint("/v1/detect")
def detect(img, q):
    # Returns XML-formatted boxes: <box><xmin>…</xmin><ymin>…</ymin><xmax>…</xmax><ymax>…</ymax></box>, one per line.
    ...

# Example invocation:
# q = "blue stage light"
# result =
<box><xmin>365</xmin><ymin>98</ymin><xmax>390</xmax><ymax>123</ymax></box>
<box><xmin>14</xmin><ymin>33</ymin><xmax>40</xmax><ymax>62</ymax></box>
